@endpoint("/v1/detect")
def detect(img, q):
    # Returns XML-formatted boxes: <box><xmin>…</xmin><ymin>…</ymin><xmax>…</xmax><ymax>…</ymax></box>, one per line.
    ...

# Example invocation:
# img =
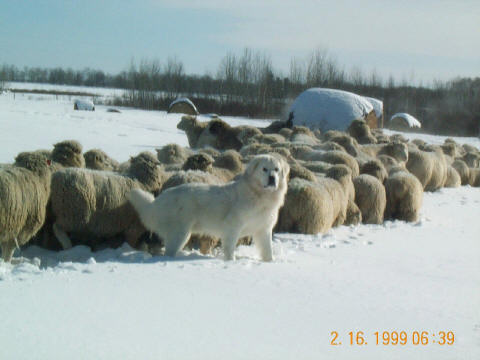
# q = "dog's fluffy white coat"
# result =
<box><xmin>128</xmin><ymin>154</ymin><xmax>289</xmax><ymax>261</ymax></box>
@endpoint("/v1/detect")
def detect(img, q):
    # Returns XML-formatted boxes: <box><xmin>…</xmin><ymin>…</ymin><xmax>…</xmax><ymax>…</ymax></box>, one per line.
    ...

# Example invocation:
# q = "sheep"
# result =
<box><xmin>290</xmin><ymin>126</ymin><xmax>319</xmax><ymax>146</ymax></box>
<box><xmin>389</xmin><ymin>133</ymin><xmax>408</xmax><ymax>143</ymax></box>
<box><xmin>329</xmin><ymin>134</ymin><xmax>360</xmax><ymax>156</ymax></box>
<box><xmin>156</xmin><ymin>143</ymin><xmax>193</xmax><ymax>165</ymax></box>
<box><xmin>325</xmin><ymin>165</ymin><xmax>361</xmax><ymax>226</ymax></box>
<box><xmin>347</xmin><ymin>119</ymin><xmax>377</xmax><ymax>144</ymax></box>
<box><xmin>276</xmin><ymin>165</ymin><xmax>352</xmax><ymax>234</ymax></box>
<box><xmin>322</xmin><ymin>130</ymin><xmax>345</xmax><ymax>142</ymax></box>
<box><xmin>297</xmin><ymin>160</ymin><xmax>332</xmax><ymax>174</ymax></box>
<box><xmin>462</xmin><ymin>144</ymin><xmax>479</xmax><ymax>155</ymax></box>
<box><xmin>0</xmin><ymin>153</ymin><xmax>52</xmax><ymax>262</ymax></box>
<box><xmin>182</xmin><ymin>153</ymin><xmax>238</xmax><ymax>182</ymax></box>
<box><xmin>213</xmin><ymin>150</ymin><xmax>244</xmax><ymax>175</ymax></box>
<box><xmin>290</xmin><ymin>147</ymin><xmax>360</xmax><ymax>177</ymax></box>
<box><xmin>84</xmin><ymin>149</ymin><xmax>119</xmax><ymax>171</ymax></box>
<box><xmin>49</xmin><ymin>152</ymin><xmax>166</xmax><ymax>250</ymax></box>
<box><xmin>239</xmin><ymin>143</ymin><xmax>273</xmax><ymax>157</ymax></box>
<box><xmin>360</xmin><ymin>159</ymin><xmax>388</xmax><ymax>183</ymax></box>
<box><xmin>470</xmin><ymin>168</ymin><xmax>480</xmax><ymax>187</ymax></box>
<box><xmin>384</xmin><ymin>167</ymin><xmax>423</xmax><ymax>222</ymax></box>
<box><xmin>287</xmin><ymin>162</ymin><xmax>318</xmax><ymax>182</ymax></box>
<box><xmin>377</xmin><ymin>154</ymin><xmax>400</xmax><ymax>173</ymax></box>
<box><xmin>406</xmin><ymin>147</ymin><xmax>447</xmax><ymax>191</ymax></box>
<box><xmin>360</xmin><ymin>142</ymin><xmax>409</xmax><ymax>164</ymax></box>
<box><xmin>451</xmin><ymin>159</ymin><xmax>472</xmax><ymax>185</ymax></box>
<box><xmin>443</xmin><ymin>166</ymin><xmax>461</xmax><ymax>188</ymax></box>
<box><xmin>51</xmin><ymin>140</ymin><xmax>85</xmax><ymax>168</ymax></box>
<box><xmin>313</xmin><ymin>141</ymin><xmax>346</xmax><ymax>153</ymax></box>
<box><xmin>176</xmin><ymin>115</ymin><xmax>208</xmax><ymax>148</ymax></box>
<box><xmin>353</xmin><ymin>174</ymin><xmax>386</xmax><ymax>224</ymax></box>
<box><xmin>462</xmin><ymin>152</ymin><xmax>480</xmax><ymax>168</ymax></box>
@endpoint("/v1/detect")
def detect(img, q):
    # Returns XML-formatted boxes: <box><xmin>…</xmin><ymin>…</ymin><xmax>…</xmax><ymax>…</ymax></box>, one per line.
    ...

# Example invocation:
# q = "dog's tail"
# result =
<box><xmin>128</xmin><ymin>188</ymin><xmax>156</xmax><ymax>230</ymax></box>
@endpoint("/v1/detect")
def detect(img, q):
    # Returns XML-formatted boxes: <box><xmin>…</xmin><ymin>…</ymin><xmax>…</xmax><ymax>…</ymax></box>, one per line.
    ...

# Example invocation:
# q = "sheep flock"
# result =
<box><xmin>1</xmin><ymin>116</ymin><xmax>479</xmax><ymax>262</ymax></box>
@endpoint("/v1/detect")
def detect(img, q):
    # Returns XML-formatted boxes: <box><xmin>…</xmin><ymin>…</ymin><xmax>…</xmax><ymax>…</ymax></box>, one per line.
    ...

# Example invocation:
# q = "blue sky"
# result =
<box><xmin>1</xmin><ymin>0</ymin><xmax>479</xmax><ymax>84</ymax></box>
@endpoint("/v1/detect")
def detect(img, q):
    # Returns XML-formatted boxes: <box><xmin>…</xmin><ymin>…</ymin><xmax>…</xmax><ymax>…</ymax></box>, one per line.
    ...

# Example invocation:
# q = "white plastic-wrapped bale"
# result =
<box><xmin>389</xmin><ymin>113</ymin><xmax>421</xmax><ymax>131</ymax></box>
<box><xmin>288</xmin><ymin>88</ymin><xmax>377</xmax><ymax>132</ymax></box>
<box><xmin>74</xmin><ymin>99</ymin><xmax>95</xmax><ymax>111</ymax></box>
<box><xmin>168</xmin><ymin>98</ymin><xmax>199</xmax><ymax>115</ymax></box>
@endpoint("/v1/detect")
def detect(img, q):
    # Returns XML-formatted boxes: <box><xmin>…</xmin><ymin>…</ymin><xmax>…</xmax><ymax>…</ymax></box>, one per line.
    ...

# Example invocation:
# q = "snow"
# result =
<box><xmin>1</xmin><ymin>88</ymin><xmax>480</xmax><ymax>360</ymax></box>
<box><xmin>289</xmin><ymin>88</ymin><xmax>374</xmax><ymax>132</ymax></box>
<box><xmin>365</xmin><ymin>96</ymin><xmax>383</xmax><ymax>119</ymax></box>
<box><xmin>391</xmin><ymin>112</ymin><xmax>422</xmax><ymax>128</ymax></box>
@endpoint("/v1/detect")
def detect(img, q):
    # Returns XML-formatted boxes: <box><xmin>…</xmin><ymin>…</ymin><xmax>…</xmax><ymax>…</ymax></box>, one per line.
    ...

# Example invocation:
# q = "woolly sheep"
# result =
<box><xmin>277</xmin><ymin>165</ymin><xmax>352</xmax><ymax>234</ymax></box>
<box><xmin>313</xmin><ymin>141</ymin><xmax>346</xmax><ymax>153</ymax></box>
<box><xmin>290</xmin><ymin>147</ymin><xmax>359</xmax><ymax>177</ymax></box>
<box><xmin>360</xmin><ymin>142</ymin><xmax>409</xmax><ymax>164</ymax></box>
<box><xmin>444</xmin><ymin>166</ymin><xmax>461</xmax><ymax>188</ymax></box>
<box><xmin>290</xmin><ymin>126</ymin><xmax>319</xmax><ymax>146</ymax></box>
<box><xmin>406</xmin><ymin>147</ymin><xmax>447</xmax><ymax>191</ymax></box>
<box><xmin>182</xmin><ymin>153</ymin><xmax>236</xmax><ymax>182</ymax></box>
<box><xmin>451</xmin><ymin>159</ymin><xmax>471</xmax><ymax>185</ymax></box>
<box><xmin>156</xmin><ymin>143</ymin><xmax>193</xmax><ymax>165</ymax></box>
<box><xmin>0</xmin><ymin>153</ymin><xmax>52</xmax><ymax>262</ymax></box>
<box><xmin>462</xmin><ymin>152</ymin><xmax>480</xmax><ymax>168</ymax></box>
<box><xmin>384</xmin><ymin>168</ymin><xmax>423</xmax><ymax>222</ymax></box>
<box><xmin>360</xmin><ymin>159</ymin><xmax>388</xmax><ymax>183</ymax></box>
<box><xmin>347</xmin><ymin>119</ymin><xmax>377</xmax><ymax>144</ymax></box>
<box><xmin>84</xmin><ymin>149</ymin><xmax>119</xmax><ymax>171</ymax></box>
<box><xmin>49</xmin><ymin>152</ymin><xmax>166</xmax><ymax>250</ymax></box>
<box><xmin>177</xmin><ymin>116</ymin><xmax>208</xmax><ymax>148</ymax></box>
<box><xmin>329</xmin><ymin>134</ymin><xmax>360</xmax><ymax>156</ymax></box>
<box><xmin>353</xmin><ymin>174</ymin><xmax>386</xmax><ymax>224</ymax></box>
<box><xmin>51</xmin><ymin>140</ymin><xmax>85</xmax><ymax>168</ymax></box>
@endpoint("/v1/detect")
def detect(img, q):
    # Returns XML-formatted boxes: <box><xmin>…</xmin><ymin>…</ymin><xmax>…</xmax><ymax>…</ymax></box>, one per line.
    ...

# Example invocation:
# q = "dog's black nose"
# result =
<box><xmin>268</xmin><ymin>175</ymin><xmax>276</xmax><ymax>186</ymax></box>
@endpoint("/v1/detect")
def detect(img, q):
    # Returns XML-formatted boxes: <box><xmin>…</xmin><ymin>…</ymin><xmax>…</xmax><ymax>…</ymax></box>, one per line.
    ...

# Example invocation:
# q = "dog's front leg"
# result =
<box><xmin>222</xmin><ymin>232</ymin><xmax>239</xmax><ymax>261</ymax></box>
<box><xmin>253</xmin><ymin>229</ymin><xmax>274</xmax><ymax>262</ymax></box>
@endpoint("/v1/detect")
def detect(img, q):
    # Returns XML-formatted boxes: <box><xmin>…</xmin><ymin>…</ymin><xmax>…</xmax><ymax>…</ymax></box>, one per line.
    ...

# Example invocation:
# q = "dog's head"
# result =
<box><xmin>244</xmin><ymin>154</ymin><xmax>289</xmax><ymax>193</ymax></box>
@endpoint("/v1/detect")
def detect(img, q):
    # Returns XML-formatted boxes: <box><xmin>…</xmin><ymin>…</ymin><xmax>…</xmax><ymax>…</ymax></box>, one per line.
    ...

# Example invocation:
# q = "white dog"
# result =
<box><xmin>128</xmin><ymin>154</ymin><xmax>289</xmax><ymax>261</ymax></box>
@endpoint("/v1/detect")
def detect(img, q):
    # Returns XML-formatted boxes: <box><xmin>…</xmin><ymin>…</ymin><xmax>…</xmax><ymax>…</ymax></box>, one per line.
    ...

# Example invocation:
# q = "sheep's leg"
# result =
<box><xmin>164</xmin><ymin>228</ymin><xmax>191</xmax><ymax>257</ymax></box>
<box><xmin>1</xmin><ymin>241</ymin><xmax>16</xmax><ymax>263</ymax></box>
<box><xmin>53</xmin><ymin>223</ymin><xmax>73</xmax><ymax>250</ymax></box>
<box><xmin>253</xmin><ymin>229</ymin><xmax>273</xmax><ymax>262</ymax></box>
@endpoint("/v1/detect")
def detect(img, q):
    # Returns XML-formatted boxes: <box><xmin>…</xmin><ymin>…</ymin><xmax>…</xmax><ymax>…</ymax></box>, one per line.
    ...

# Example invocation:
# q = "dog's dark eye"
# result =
<box><xmin>274</xmin><ymin>167</ymin><xmax>279</xmax><ymax>172</ymax></box>
<box><xmin>263</xmin><ymin>167</ymin><xmax>268</xmax><ymax>172</ymax></box>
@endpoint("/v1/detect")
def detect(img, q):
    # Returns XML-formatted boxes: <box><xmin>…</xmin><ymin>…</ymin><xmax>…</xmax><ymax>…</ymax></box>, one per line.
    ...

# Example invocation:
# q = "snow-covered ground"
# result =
<box><xmin>0</xmin><ymin>89</ymin><xmax>479</xmax><ymax>360</ymax></box>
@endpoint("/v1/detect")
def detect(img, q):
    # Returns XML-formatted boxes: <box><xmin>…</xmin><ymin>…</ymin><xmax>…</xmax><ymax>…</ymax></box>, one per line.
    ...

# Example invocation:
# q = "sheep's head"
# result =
<box><xmin>214</xmin><ymin>150</ymin><xmax>243</xmax><ymax>173</ymax></box>
<box><xmin>331</xmin><ymin>135</ymin><xmax>359</xmax><ymax>157</ymax></box>
<box><xmin>361</xmin><ymin>159</ymin><xmax>388</xmax><ymax>183</ymax></box>
<box><xmin>385</xmin><ymin>142</ymin><xmax>408</xmax><ymax>163</ymax></box>
<box><xmin>129</xmin><ymin>152</ymin><xmax>163</xmax><ymax>192</ymax></box>
<box><xmin>348</xmin><ymin>119</ymin><xmax>371</xmax><ymax>138</ymax></box>
<box><xmin>156</xmin><ymin>144</ymin><xmax>188</xmax><ymax>165</ymax></box>
<box><xmin>177</xmin><ymin>115</ymin><xmax>197</xmax><ymax>131</ymax></box>
<box><xmin>183</xmin><ymin>153</ymin><xmax>214</xmax><ymax>172</ymax></box>
<box><xmin>52</xmin><ymin>140</ymin><xmax>85</xmax><ymax>168</ymax></box>
<box><xmin>14</xmin><ymin>152</ymin><xmax>51</xmax><ymax>175</ymax></box>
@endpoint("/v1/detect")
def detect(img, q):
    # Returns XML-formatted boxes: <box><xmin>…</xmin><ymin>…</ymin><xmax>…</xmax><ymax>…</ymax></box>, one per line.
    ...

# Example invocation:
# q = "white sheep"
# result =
<box><xmin>353</xmin><ymin>174</ymin><xmax>386</xmax><ymax>224</ymax></box>
<box><xmin>0</xmin><ymin>153</ymin><xmax>52</xmax><ymax>262</ymax></box>
<box><xmin>49</xmin><ymin>152</ymin><xmax>166</xmax><ymax>250</ymax></box>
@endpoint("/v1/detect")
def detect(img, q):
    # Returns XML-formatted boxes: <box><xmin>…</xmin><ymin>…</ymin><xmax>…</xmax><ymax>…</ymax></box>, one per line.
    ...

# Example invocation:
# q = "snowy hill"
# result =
<box><xmin>0</xmin><ymin>89</ymin><xmax>479</xmax><ymax>360</ymax></box>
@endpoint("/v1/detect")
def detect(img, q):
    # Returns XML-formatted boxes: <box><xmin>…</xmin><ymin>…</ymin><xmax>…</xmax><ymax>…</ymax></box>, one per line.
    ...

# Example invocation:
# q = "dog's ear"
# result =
<box><xmin>245</xmin><ymin>157</ymin><xmax>260</xmax><ymax>178</ymax></box>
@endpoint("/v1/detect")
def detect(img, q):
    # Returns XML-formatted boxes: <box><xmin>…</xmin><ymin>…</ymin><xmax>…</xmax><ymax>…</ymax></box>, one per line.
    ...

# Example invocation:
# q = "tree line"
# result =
<box><xmin>1</xmin><ymin>48</ymin><xmax>479</xmax><ymax>136</ymax></box>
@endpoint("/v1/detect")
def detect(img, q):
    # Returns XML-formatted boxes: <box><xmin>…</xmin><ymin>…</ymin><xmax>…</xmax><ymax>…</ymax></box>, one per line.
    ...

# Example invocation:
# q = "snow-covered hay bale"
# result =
<box><xmin>288</xmin><ymin>88</ymin><xmax>377</xmax><ymax>132</ymax></box>
<box><xmin>364</xmin><ymin>96</ymin><xmax>384</xmax><ymax>127</ymax></box>
<box><xmin>389</xmin><ymin>113</ymin><xmax>421</xmax><ymax>131</ymax></box>
<box><xmin>168</xmin><ymin>98</ymin><xmax>199</xmax><ymax>115</ymax></box>
<box><xmin>74</xmin><ymin>99</ymin><xmax>95</xmax><ymax>111</ymax></box>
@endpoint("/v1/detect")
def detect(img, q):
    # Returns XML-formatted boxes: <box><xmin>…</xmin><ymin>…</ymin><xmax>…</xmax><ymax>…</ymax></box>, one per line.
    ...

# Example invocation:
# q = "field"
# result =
<box><xmin>0</xmin><ymin>86</ymin><xmax>479</xmax><ymax>360</ymax></box>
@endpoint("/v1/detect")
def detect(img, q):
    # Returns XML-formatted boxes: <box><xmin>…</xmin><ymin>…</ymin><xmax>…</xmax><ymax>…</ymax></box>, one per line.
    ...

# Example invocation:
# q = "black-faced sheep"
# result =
<box><xmin>49</xmin><ymin>152</ymin><xmax>166</xmax><ymax>250</ymax></box>
<box><xmin>384</xmin><ymin>167</ymin><xmax>423</xmax><ymax>222</ymax></box>
<box><xmin>0</xmin><ymin>153</ymin><xmax>52</xmax><ymax>262</ymax></box>
<box><xmin>353</xmin><ymin>174</ymin><xmax>386</xmax><ymax>224</ymax></box>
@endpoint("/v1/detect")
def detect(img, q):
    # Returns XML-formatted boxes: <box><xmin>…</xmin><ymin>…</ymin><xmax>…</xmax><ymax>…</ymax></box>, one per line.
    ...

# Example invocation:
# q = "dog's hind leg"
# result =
<box><xmin>222</xmin><ymin>232</ymin><xmax>240</xmax><ymax>261</ymax></box>
<box><xmin>164</xmin><ymin>228</ymin><xmax>191</xmax><ymax>257</ymax></box>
